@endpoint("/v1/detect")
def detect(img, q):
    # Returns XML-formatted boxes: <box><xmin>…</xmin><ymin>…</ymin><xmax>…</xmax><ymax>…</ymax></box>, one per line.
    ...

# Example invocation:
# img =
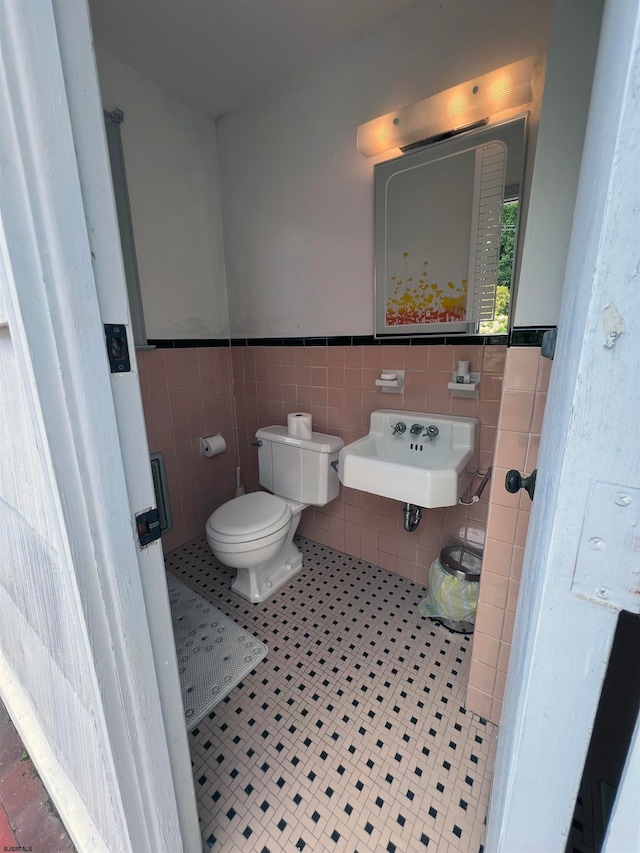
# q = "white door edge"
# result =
<box><xmin>487</xmin><ymin>0</ymin><xmax>640</xmax><ymax>848</ymax></box>
<box><xmin>0</xmin><ymin>1</ymin><xmax>196</xmax><ymax>849</ymax></box>
<box><xmin>51</xmin><ymin>2</ymin><xmax>201</xmax><ymax>848</ymax></box>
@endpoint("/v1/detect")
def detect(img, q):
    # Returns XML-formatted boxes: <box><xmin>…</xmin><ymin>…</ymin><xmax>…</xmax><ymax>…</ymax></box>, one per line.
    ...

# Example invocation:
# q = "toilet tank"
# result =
<box><xmin>256</xmin><ymin>426</ymin><xmax>344</xmax><ymax>506</ymax></box>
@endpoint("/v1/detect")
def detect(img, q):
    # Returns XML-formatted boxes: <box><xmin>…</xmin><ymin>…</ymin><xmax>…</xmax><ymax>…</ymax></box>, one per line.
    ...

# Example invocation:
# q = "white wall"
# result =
<box><xmin>216</xmin><ymin>0</ymin><xmax>554</xmax><ymax>338</ymax></box>
<box><xmin>514</xmin><ymin>0</ymin><xmax>603</xmax><ymax>327</ymax></box>
<box><xmin>96</xmin><ymin>49</ymin><xmax>229</xmax><ymax>339</ymax></box>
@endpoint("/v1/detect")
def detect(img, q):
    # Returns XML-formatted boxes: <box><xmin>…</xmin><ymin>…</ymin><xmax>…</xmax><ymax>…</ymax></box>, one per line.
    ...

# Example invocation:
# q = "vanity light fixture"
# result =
<box><xmin>357</xmin><ymin>56</ymin><xmax>533</xmax><ymax>158</ymax></box>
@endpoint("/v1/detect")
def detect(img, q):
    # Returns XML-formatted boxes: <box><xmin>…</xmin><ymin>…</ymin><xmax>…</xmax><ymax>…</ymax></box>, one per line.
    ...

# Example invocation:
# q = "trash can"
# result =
<box><xmin>419</xmin><ymin>544</ymin><xmax>482</xmax><ymax>633</ymax></box>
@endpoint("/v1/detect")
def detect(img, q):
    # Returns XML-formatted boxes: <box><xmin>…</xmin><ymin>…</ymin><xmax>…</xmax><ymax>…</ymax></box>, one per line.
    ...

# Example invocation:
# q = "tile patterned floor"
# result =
<box><xmin>166</xmin><ymin>536</ymin><xmax>497</xmax><ymax>853</ymax></box>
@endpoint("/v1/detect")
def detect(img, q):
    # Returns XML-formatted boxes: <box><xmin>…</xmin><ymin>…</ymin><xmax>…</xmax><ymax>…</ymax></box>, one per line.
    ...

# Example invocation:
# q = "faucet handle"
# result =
<box><xmin>391</xmin><ymin>421</ymin><xmax>406</xmax><ymax>435</ymax></box>
<box><xmin>424</xmin><ymin>425</ymin><xmax>439</xmax><ymax>439</ymax></box>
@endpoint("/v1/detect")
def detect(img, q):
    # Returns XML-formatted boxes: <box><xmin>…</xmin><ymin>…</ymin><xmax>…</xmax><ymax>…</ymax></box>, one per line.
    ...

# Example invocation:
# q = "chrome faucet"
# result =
<box><xmin>391</xmin><ymin>421</ymin><xmax>406</xmax><ymax>435</ymax></box>
<box><xmin>410</xmin><ymin>423</ymin><xmax>439</xmax><ymax>439</ymax></box>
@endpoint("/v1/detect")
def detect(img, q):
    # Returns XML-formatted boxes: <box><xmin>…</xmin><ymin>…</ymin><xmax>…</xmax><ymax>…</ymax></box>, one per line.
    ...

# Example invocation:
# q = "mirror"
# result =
<box><xmin>374</xmin><ymin>115</ymin><xmax>527</xmax><ymax>337</ymax></box>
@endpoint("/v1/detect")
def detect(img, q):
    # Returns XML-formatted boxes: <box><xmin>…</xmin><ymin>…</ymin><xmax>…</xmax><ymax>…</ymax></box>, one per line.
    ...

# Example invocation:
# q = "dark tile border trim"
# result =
<box><xmin>509</xmin><ymin>327</ymin><xmax>556</xmax><ymax>347</ymax></box>
<box><xmin>228</xmin><ymin>334</ymin><xmax>509</xmax><ymax>347</ymax></box>
<box><xmin>147</xmin><ymin>338</ymin><xmax>231</xmax><ymax>348</ymax></box>
<box><xmin>146</xmin><ymin>328</ymin><xmax>554</xmax><ymax>349</ymax></box>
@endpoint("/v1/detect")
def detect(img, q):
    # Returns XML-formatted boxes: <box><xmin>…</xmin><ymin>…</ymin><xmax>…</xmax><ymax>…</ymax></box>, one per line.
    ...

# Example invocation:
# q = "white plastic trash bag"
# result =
<box><xmin>419</xmin><ymin>559</ymin><xmax>479</xmax><ymax>632</ymax></box>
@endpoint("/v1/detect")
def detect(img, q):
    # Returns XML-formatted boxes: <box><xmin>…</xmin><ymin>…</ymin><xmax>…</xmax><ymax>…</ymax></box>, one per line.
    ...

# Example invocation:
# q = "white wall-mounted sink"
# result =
<box><xmin>338</xmin><ymin>409</ymin><xmax>479</xmax><ymax>507</ymax></box>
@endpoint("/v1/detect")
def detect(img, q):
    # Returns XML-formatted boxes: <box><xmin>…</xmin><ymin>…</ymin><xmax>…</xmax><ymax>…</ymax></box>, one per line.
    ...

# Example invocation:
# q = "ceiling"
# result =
<box><xmin>88</xmin><ymin>0</ymin><xmax>419</xmax><ymax>119</ymax></box>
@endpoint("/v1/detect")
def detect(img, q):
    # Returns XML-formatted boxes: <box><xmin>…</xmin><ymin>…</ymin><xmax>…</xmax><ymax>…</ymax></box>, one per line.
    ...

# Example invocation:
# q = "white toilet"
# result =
<box><xmin>205</xmin><ymin>425</ymin><xmax>344</xmax><ymax>603</ymax></box>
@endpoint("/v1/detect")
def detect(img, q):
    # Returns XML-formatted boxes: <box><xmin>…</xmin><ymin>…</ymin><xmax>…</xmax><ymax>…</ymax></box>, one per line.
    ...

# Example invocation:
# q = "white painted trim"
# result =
<box><xmin>488</xmin><ymin>0</ymin><xmax>640</xmax><ymax>848</ymax></box>
<box><xmin>51</xmin><ymin>2</ymin><xmax>201</xmax><ymax>848</ymax></box>
<box><xmin>0</xmin><ymin>188</ymin><xmax>131</xmax><ymax>851</ymax></box>
<box><xmin>0</xmin><ymin>1</ymin><xmax>185</xmax><ymax>848</ymax></box>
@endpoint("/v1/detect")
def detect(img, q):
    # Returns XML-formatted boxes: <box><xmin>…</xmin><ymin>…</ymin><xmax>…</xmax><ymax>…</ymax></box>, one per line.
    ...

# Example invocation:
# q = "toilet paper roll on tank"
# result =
<box><xmin>200</xmin><ymin>433</ymin><xmax>227</xmax><ymax>457</ymax></box>
<box><xmin>287</xmin><ymin>412</ymin><xmax>312</xmax><ymax>440</ymax></box>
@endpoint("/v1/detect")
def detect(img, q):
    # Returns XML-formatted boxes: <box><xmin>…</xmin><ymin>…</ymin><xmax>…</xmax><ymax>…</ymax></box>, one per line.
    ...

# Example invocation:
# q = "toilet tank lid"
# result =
<box><xmin>256</xmin><ymin>426</ymin><xmax>344</xmax><ymax>453</ymax></box>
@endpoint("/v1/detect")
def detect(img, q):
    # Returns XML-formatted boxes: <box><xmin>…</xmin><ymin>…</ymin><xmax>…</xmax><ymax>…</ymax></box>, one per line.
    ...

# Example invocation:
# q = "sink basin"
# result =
<box><xmin>338</xmin><ymin>409</ymin><xmax>479</xmax><ymax>507</ymax></box>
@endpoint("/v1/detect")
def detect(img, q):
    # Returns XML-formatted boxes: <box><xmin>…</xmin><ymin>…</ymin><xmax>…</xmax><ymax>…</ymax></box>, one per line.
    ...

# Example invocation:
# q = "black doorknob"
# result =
<box><xmin>505</xmin><ymin>469</ymin><xmax>537</xmax><ymax>501</ymax></box>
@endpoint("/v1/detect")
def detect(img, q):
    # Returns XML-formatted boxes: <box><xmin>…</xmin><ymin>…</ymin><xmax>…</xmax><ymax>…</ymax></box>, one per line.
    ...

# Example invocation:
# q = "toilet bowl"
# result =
<box><xmin>205</xmin><ymin>424</ymin><xmax>344</xmax><ymax>603</ymax></box>
<box><xmin>206</xmin><ymin>492</ymin><xmax>307</xmax><ymax>602</ymax></box>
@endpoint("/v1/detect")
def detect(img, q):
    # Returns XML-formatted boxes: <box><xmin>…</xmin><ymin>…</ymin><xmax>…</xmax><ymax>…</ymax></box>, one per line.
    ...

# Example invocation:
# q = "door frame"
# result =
<box><xmin>51</xmin><ymin>3</ymin><xmax>201</xmax><ymax>849</ymax></box>
<box><xmin>487</xmin><ymin>0</ymin><xmax>640</xmax><ymax>849</ymax></box>
<box><xmin>0</xmin><ymin>1</ymin><xmax>199</xmax><ymax>849</ymax></box>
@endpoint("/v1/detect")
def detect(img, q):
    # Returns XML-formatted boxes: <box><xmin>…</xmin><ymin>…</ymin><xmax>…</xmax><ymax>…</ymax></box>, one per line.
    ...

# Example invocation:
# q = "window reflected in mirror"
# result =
<box><xmin>479</xmin><ymin>197</ymin><xmax>519</xmax><ymax>334</ymax></box>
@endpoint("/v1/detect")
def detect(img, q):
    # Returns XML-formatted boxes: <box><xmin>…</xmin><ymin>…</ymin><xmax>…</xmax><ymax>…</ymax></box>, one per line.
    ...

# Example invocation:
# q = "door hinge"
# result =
<box><xmin>104</xmin><ymin>323</ymin><xmax>131</xmax><ymax>373</ymax></box>
<box><xmin>571</xmin><ymin>481</ymin><xmax>640</xmax><ymax>613</ymax></box>
<box><xmin>136</xmin><ymin>507</ymin><xmax>162</xmax><ymax>547</ymax></box>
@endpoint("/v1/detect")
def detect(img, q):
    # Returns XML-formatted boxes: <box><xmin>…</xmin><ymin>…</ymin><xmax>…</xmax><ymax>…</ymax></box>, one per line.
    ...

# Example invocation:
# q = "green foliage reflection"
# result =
<box><xmin>480</xmin><ymin>199</ymin><xmax>518</xmax><ymax>334</ymax></box>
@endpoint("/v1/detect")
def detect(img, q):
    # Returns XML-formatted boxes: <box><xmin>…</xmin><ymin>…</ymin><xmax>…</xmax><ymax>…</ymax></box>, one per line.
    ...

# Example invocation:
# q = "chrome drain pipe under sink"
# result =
<box><xmin>403</xmin><ymin>502</ymin><xmax>422</xmax><ymax>532</ymax></box>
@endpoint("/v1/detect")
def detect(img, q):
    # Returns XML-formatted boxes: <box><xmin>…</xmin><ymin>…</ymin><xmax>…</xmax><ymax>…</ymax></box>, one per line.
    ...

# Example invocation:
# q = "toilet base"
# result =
<box><xmin>231</xmin><ymin>537</ymin><xmax>302</xmax><ymax>604</ymax></box>
<box><xmin>231</xmin><ymin>538</ymin><xmax>303</xmax><ymax>603</ymax></box>
<box><xmin>208</xmin><ymin>499</ymin><xmax>306</xmax><ymax>604</ymax></box>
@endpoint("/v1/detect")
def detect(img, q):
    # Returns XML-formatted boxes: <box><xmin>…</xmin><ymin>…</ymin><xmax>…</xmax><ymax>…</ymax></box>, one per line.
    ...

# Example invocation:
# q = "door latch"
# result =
<box><xmin>104</xmin><ymin>323</ymin><xmax>131</xmax><ymax>373</ymax></box>
<box><xmin>135</xmin><ymin>508</ymin><xmax>162</xmax><ymax>547</ymax></box>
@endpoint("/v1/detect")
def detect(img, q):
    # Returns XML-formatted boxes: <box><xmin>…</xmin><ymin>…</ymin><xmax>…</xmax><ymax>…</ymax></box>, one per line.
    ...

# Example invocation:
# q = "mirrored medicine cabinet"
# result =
<box><xmin>374</xmin><ymin>115</ymin><xmax>527</xmax><ymax>338</ymax></box>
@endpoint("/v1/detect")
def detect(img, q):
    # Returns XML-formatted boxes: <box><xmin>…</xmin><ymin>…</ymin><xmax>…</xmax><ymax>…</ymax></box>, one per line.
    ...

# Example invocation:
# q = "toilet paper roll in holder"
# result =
<box><xmin>200</xmin><ymin>433</ymin><xmax>227</xmax><ymax>457</ymax></box>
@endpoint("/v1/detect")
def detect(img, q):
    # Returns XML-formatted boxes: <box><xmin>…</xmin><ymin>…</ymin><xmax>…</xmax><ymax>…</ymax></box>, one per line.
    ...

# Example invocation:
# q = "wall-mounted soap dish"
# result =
<box><xmin>447</xmin><ymin>371</ymin><xmax>480</xmax><ymax>397</ymax></box>
<box><xmin>375</xmin><ymin>369</ymin><xmax>404</xmax><ymax>394</ymax></box>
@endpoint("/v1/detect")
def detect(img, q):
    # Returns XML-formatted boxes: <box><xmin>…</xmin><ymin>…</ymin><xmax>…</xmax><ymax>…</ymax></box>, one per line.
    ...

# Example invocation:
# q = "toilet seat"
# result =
<box><xmin>206</xmin><ymin>492</ymin><xmax>291</xmax><ymax>546</ymax></box>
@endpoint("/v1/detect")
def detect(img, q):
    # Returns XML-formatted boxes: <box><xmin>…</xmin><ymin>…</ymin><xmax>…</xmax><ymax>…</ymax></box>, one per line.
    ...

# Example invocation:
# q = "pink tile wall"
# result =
<box><xmin>137</xmin><ymin>347</ymin><xmax>238</xmax><ymax>552</ymax></box>
<box><xmin>232</xmin><ymin>344</ymin><xmax>505</xmax><ymax>585</ymax></box>
<box><xmin>467</xmin><ymin>347</ymin><xmax>550</xmax><ymax>724</ymax></box>
<box><xmin>135</xmin><ymin>341</ymin><xmax>548</xmax><ymax>721</ymax></box>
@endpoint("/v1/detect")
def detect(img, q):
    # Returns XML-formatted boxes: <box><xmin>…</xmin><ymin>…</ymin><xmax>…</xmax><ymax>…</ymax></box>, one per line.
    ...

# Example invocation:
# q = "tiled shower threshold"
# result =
<box><xmin>167</xmin><ymin>536</ymin><xmax>498</xmax><ymax>852</ymax></box>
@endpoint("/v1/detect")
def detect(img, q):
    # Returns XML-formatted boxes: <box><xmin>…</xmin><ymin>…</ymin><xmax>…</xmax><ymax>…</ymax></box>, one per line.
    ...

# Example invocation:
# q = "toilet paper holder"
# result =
<box><xmin>200</xmin><ymin>433</ymin><xmax>227</xmax><ymax>457</ymax></box>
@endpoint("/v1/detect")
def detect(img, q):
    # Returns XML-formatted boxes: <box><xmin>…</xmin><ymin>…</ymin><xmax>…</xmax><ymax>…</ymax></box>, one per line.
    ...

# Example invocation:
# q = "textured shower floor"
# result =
<box><xmin>166</xmin><ymin>536</ymin><xmax>497</xmax><ymax>852</ymax></box>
